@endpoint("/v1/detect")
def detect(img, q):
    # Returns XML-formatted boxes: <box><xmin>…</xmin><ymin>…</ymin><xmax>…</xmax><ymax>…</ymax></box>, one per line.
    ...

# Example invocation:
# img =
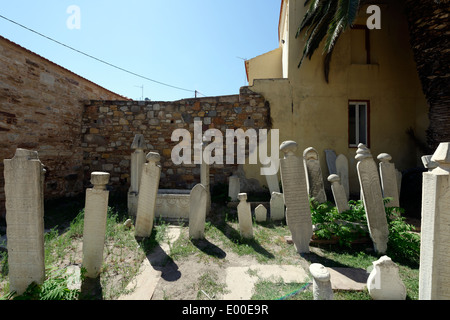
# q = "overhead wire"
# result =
<box><xmin>0</xmin><ymin>13</ymin><xmax>204</xmax><ymax>95</ymax></box>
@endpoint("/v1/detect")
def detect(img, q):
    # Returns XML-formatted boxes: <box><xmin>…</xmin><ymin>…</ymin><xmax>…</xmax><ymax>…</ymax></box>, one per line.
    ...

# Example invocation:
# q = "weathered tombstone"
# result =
<box><xmin>4</xmin><ymin>149</ymin><xmax>46</xmax><ymax>295</ymax></box>
<box><xmin>254</xmin><ymin>204</ymin><xmax>267</xmax><ymax>222</ymax></box>
<box><xmin>335</xmin><ymin>154</ymin><xmax>350</xmax><ymax>200</ymax></box>
<box><xmin>377</xmin><ymin>153</ymin><xmax>400</xmax><ymax>208</ymax></box>
<box><xmin>280</xmin><ymin>141</ymin><xmax>313</xmax><ymax>254</ymax></box>
<box><xmin>270</xmin><ymin>192</ymin><xmax>285</xmax><ymax>221</ymax></box>
<box><xmin>189</xmin><ymin>184</ymin><xmax>207</xmax><ymax>240</ymax></box>
<box><xmin>201</xmin><ymin>143</ymin><xmax>211</xmax><ymax>214</ymax></box>
<box><xmin>310</xmin><ymin>263</ymin><xmax>333</xmax><ymax>300</ymax></box>
<box><xmin>328</xmin><ymin>174</ymin><xmax>350</xmax><ymax>213</ymax></box>
<box><xmin>237</xmin><ymin>193</ymin><xmax>253</xmax><ymax>239</ymax></box>
<box><xmin>135</xmin><ymin>152</ymin><xmax>161</xmax><ymax>238</ymax></box>
<box><xmin>228</xmin><ymin>175</ymin><xmax>240</xmax><ymax>202</ymax></box>
<box><xmin>367</xmin><ymin>255</ymin><xmax>406</xmax><ymax>300</ymax></box>
<box><xmin>82</xmin><ymin>172</ymin><xmax>110</xmax><ymax>278</ymax></box>
<box><xmin>263</xmin><ymin>159</ymin><xmax>281</xmax><ymax>194</ymax></box>
<box><xmin>419</xmin><ymin>142</ymin><xmax>450</xmax><ymax>300</ymax></box>
<box><xmin>128</xmin><ymin>134</ymin><xmax>146</xmax><ymax>216</ymax></box>
<box><xmin>324</xmin><ymin>149</ymin><xmax>337</xmax><ymax>175</ymax></box>
<box><xmin>303</xmin><ymin>147</ymin><xmax>327</xmax><ymax>204</ymax></box>
<box><xmin>356</xmin><ymin>144</ymin><xmax>389</xmax><ymax>254</ymax></box>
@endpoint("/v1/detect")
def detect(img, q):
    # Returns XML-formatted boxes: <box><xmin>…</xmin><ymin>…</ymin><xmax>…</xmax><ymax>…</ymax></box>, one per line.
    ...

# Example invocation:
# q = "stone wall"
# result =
<box><xmin>0</xmin><ymin>35</ymin><xmax>127</xmax><ymax>217</ymax></box>
<box><xmin>82</xmin><ymin>87</ymin><xmax>270</xmax><ymax>193</ymax></box>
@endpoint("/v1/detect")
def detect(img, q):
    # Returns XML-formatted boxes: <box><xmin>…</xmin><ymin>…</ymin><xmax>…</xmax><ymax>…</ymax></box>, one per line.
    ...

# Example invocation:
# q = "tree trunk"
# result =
<box><xmin>403</xmin><ymin>0</ymin><xmax>450</xmax><ymax>153</ymax></box>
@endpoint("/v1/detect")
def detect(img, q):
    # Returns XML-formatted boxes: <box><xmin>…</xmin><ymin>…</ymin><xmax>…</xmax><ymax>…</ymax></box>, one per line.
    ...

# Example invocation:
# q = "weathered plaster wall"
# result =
<box><xmin>244</xmin><ymin>0</ymin><xmax>429</xmax><ymax>196</ymax></box>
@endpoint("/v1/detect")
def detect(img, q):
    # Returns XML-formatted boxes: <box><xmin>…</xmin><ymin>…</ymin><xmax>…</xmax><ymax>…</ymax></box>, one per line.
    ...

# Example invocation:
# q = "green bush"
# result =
<box><xmin>310</xmin><ymin>197</ymin><xmax>420</xmax><ymax>264</ymax></box>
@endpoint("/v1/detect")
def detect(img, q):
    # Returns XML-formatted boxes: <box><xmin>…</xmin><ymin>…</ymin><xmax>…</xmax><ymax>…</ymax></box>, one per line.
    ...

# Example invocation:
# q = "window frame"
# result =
<box><xmin>348</xmin><ymin>100</ymin><xmax>370</xmax><ymax>148</ymax></box>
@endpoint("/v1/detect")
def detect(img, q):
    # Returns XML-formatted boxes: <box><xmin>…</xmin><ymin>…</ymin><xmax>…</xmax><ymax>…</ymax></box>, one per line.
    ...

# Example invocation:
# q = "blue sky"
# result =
<box><xmin>0</xmin><ymin>1</ymin><xmax>281</xmax><ymax>101</ymax></box>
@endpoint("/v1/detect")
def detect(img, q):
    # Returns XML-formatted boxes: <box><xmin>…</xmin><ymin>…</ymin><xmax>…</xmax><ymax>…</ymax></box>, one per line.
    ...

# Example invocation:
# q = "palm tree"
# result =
<box><xmin>296</xmin><ymin>0</ymin><xmax>449</xmax><ymax>152</ymax></box>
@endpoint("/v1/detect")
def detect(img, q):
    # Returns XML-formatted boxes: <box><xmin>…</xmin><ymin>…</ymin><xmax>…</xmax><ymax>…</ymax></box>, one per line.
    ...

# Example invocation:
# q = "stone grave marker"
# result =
<box><xmin>4</xmin><ymin>149</ymin><xmax>46</xmax><ymax>295</ymax></box>
<box><xmin>128</xmin><ymin>134</ymin><xmax>146</xmax><ymax>216</ymax></box>
<box><xmin>189</xmin><ymin>184</ymin><xmax>208</xmax><ymax>240</ymax></box>
<box><xmin>135</xmin><ymin>152</ymin><xmax>161</xmax><ymax>238</ymax></box>
<box><xmin>335</xmin><ymin>154</ymin><xmax>350</xmax><ymax>200</ymax></box>
<box><xmin>310</xmin><ymin>263</ymin><xmax>334</xmax><ymax>300</ymax></box>
<box><xmin>263</xmin><ymin>159</ymin><xmax>281</xmax><ymax>194</ymax></box>
<box><xmin>377</xmin><ymin>153</ymin><xmax>400</xmax><ymax>208</ymax></box>
<box><xmin>280</xmin><ymin>141</ymin><xmax>313</xmax><ymax>254</ymax></box>
<box><xmin>419</xmin><ymin>142</ymin><xmax>450</xmax><ymax>300</ymax></box>
<box><xmin>367</xmin><ymin>255</ymin><xmax>406</xmax><ymax>300</ymax></box>
<box><xmin>270</xmin><ymin>192</ymin><xmax>285</xmax><ymax>221</ymax></box>
<box><xmin>228</xmin><ymin>175</ymin><xmax>240</xmax><ymax>201</ymax></box>
<box><xmin>356</xmin><ymin>144</ymin><xmax>389</xmax><ymax>254</ymax></box>
<box><xmin>254</xmin><ymin>204</ymin><xmax>267</xmax><ymax>222</ymax></box>
<box><xmin>237</xmin><ymin>193</ymin><xmax>253</xmax><ymax>239</ymax></box>
<box><xmin>201</xmin><ymin>143</ymin><xmax>211</xmax><ymax>213</ymax></box>
<box><xmin>328</xmin><ymin>174</ymin><xmax>350</xmax><ymax>213</ymax></box>
<box><xmin>82</xmin><ymin>171</ymin><xmax>110</xmax><ymax>278</ymax></box>
<box><xmin>303</xmin><ymin>147</ymin><xmax>327</xmax><ymax>204</ymax></box>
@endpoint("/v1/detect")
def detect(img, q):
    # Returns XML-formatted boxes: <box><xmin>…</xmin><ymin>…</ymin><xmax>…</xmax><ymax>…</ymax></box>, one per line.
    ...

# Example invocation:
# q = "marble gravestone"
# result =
<box><xmin>328</xmin><ymin>174</ymin><xmax>350</xmax><ymax>213</ymax></box>
<box><xmin>367</xmin><ymin>256</ymin><xmax>406</xmax><ymax>300</ymax></box>
<box><xmin>280</xmin><ymin>141</ymin><xmax>313</xmax><ymax>254</ymax></box>
<box><xmin>419</xmin><ymin>143</ymin><xmax>450</xmax><ymax>300</ymax></box>
<box><xmin>356</xmin><ymin>144</ymin><xmax>389</xmax><ymax>254</ymax></box>
<box><xmin>377</xmin><ymin>153</ymin><xmax>400</xmax><ymax>208</ymax></box>
<box><xmin>82</xmin><ymin>172</ymin><xmax>110</xmax><ymax>278</ymax></box>
<box><xmin>254</xmin><ymin>204</ymin><xmax>267</xmax><ymax>222</ymax></box>
<box><xmin>335</xmin><ymin>154</ymin><xmax>349</xmax><ymax>200</ymax></box>
<box><xmin>189</xmin><ymin>184</ymin><xmax>208</xmax><ymax>240</ymax></box>
<box><xmin>4</xmin><ymin>149</ymin><xmax>46</xmax><ymax>295</ymax></box>
<box><xmin>237</xmin><ymin>193</ymin><xmax>253</xmax><ymax>239</ymax></box>
<box><xmin>128</xmin><ymin>134</ymin><xmax>146</xmax><ymax>216</ymax></box>
<box><xmin>303</xmin><ymin>147</ymin><xmax>327</xmax><ymax>204</ymax></box>
<box><xmin>135</xmin><ymin>152</ymin><xmax>161</xmax><ymax>238</ymax></box>
<box><xmin>310</xmin><ymin>263</ymin><xmax>334</xmax><ymax>300</ymax></box>
<box><xmin>270</xmin><ymin>192</ymin><xmax>285</xmax><ymax>221</ymax></box>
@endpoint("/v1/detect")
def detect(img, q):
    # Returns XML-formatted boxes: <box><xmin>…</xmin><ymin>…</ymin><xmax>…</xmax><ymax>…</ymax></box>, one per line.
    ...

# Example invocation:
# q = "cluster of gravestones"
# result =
<box><xmin>3</xmin><ymin>138</ymin><xmax>450</xmax><ymax>300</ymax></box>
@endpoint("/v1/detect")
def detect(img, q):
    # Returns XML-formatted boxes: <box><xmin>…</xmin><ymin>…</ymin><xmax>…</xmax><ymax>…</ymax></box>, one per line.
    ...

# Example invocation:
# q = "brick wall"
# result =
<box><xmin>82</xmin><ymin>87</ymin><xmax>270</xmax><ymax>193</ymax></box>
<box><xmin>0</xmin><ymin>36</ymin><xmax>127</xmax><ymax>217</ymax></box>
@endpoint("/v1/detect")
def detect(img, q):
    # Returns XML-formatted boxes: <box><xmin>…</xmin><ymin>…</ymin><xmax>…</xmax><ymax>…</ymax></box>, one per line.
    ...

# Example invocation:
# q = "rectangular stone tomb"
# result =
<box><xmin>155</xmin><ymin>189</ymin><xmax>191</xmax><ymax>221</ymax></box>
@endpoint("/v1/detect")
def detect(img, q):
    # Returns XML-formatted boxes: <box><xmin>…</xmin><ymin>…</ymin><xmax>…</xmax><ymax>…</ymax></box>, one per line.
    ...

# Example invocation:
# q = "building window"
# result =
<box><xmin>349</xmin><ymin>101</ymin><xmax>369</xmax><ymax>147</ymax></box>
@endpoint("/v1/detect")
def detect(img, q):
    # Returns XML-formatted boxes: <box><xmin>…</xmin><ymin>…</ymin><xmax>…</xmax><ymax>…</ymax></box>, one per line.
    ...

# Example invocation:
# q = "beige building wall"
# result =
<box><xmin>246</xmin><ymin>48</ymin><xmax>283</xmax><ymax>86</ymax></box>
<box><xmin>244</xmin><ymin>0</ymin><xmax>428</xmax><ymax>196</ymax></box>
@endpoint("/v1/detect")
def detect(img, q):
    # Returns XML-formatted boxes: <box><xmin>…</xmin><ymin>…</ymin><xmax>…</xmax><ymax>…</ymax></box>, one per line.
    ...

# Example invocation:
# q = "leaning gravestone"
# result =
<box><xmin>356</xmin><ymin>144</ymin><xmax>389</xmax><ymax>254</ymax></box>
<box><xmin>135</xmin><ymin>152</ymin><xmax>161</xmax><ymax>238</ymax></box>
<box><xmin>280</xmin><ymin>141</ymin><xmax>313</xmax><ymax>254</ymax></box>
<box><xmin>189</xmin><ymin>184</ymin><xmax>208</xmax><ymax>240</ymax></box>
<box><xmin>324</xmin><ymin>149</ymin><xmax>337</xmax><ymax>175</ymax></box>
<box><xmin>255</xmin><ymin>204</ymin><xmax>267</xmax><ymax>222</ymax></box>
<box><xmin>377</xmin><ymin>153</ymin><xmax>400</xmax><ymax>208</ymax></box>
<box><xmin>4</xmin><ymin>149</ymin><xmax>46</xmax><ymax>295</ymax></box>
<box><xmin>303</xmin><ymin>147</ymin><xmax>327</xmax><ymax>204</ymax></box>
<box><xmin>237</xmin><ymin>193</ymin><xmax>253</xmax><ymax>239</ymax></box>
<box><xmin>270</xmin><ymin>192</ymin><xmax>285</xmax><ymax>221</ymax></box>
<box><xmin>128</xmin><ymin>134</ymin><xmax>146</xmax><ymax>216</ymax></box>
<box><xmin>82</xmin><ymin>172</ymin><xmax>110</xmax><ymax>278</ymax></box>
<box><xmin>419</xmin><ymin>142</ymin><xmax>450</xmax><ymax>300</ymax></box>
<box><xmin>335</xmin><ymin>154</ymin><xmax>350</xmax><ymax>200</ymax></box>
<box><xmin>328</xmin><ymin>174</ymin><xmax>350</xmax><ymax>213</ymax></box>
